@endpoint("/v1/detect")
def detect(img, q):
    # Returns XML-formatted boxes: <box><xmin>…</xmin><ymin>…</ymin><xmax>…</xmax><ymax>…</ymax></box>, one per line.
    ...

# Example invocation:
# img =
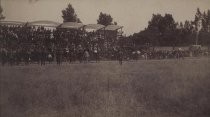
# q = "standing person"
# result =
<box><xmin>56</xmin><ymin>48</ymin><xmax>59</xmax><ymax>65</ymax></box>
<box><xmin>65</xmin><ymin>47</ymin><xmax>72</xmax><ymax>63</ymax></box>
<box><xmin>15</xmin><ymin>49</ymin><xmax>21</xmax><ymax>65</ymax></box>
<box><xmin>37</xmin><ymin>47</ymin><xmax>42</xmax><ymax>65</ymax></box>
<box><xmin>144</xmin><ymin>52</ymin><xmax>148</xmax><ymax>60</ymax></box>
<box><xmin>9</xmin><ymin>49</ymin><xmax>17</xmax><ymax>66</ymax></box>
<box><xmin>77</xmin><ymin>45</ymin><xmax>83</xmax><ymax>63</ymax></box>
<box><xmin>56</xmin><ymin>47</ymin><xmax>62</xmax><ymax>65</ymax></box>
<box><xmin>118</xmin><ymin>49</ymin><xmax>123</xmax><ymax>65</ymax></box>
<box><xmin>132</xmin><ymin>51</ymin><xmax>136</xmax><ymax>60</ymax></box>
<box><xmin>69</xmin><ymin>50</ymin><xmax>73</xmax><ymax>63</ymax></box>
<box><xmin>84</xmin><ymin>49</ymin><xmax>90</xmax><ymax>63</ymax></box>
<box><xmin>177</xmin><ymin>48</ymin><xmax>184</xmax><ymax>59</ymax></box>
<box><xmin>1</xmin><ymin>48</ymin><xmax>7</xmax><ymax>66</ymax></box>
<box><xmin>136</xmin><ymin>50</ymin><xmax>141</xmax><ymax>60</ymax></box>
<box><xmin>47</xmin><ymin>51</ymin><xmax>53</xmax><ymax>64</ymax></box>
<box><xmin>40</xmin><ymin>47</ymin><xmax>46</xmax><ymax>66</ymax></box>
<box><xmin>93</xmin><ymin>47</ymin><xmax>99</xmax><ymax>62</ymax></box>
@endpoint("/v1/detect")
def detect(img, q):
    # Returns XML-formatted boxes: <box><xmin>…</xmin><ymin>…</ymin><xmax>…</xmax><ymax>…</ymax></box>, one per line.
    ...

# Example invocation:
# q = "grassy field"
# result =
<box><xmin>1</xmin><ymin>58</ymin><xmax>210</xmax><ymax>117</ymax></box>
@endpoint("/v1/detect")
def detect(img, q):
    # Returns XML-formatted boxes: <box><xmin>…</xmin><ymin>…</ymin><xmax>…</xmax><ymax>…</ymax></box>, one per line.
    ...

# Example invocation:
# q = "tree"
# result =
<box><xmin>199</xmin><ymin>9</ymin><xmax>210</xmax><ymax>46</ymax></box>
<box><xmin>194</xmin><ymin>8</ymin><xmax>202</xmax><ymax>23</ymax></box>
<box><xmin>148</xmin><ymin>14</ymin><xmax>164</xmax><ymax>33</ymax></box>
<box><xmin>62</xmin><ymin>3</ymin><xmax>81</xmax><ymax>23</ymax></box>
<box><xmin>207</xmin><ymin>10</ymin><xmax>210</xmax><ymax>26</ymax></box>
<box><xmin>178</xmin><ymin>20</ymin><xmax>194</xmax><ymax>45</ymax></box>
<box><xmin>0</xmin><ymin>5</ymin><xmax>5</xmax><ymax>20</ymax></box>
<box><xmin>147</xmin><ymin>14</ymin><xmax>177</xmax><ymax>46</ymax></box>
<box><xmin>97</xmin><ymin>12</ymin><xmax>113</xmax><ymax>26</ymax></box>
<box><xmin>207</xmin><ymin>10</ymin><xmax>210</xmax><ymax>32</ymax></box>
<box><xmin>202</xmin><ymin>10</ymin><xmax>210</xmax><ymax>32</ymax></box>
<box><xmin>194</xmin><ymin>8</ymin><xmax>203</xmax><ymax>32</ymax></box>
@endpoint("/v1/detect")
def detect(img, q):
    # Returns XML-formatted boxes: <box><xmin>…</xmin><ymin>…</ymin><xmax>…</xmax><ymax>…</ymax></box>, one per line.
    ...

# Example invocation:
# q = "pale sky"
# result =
<box><xmin>1</xmin><ymin>0</ymin><xmax>210</xmax><ymax>35</ymax></box>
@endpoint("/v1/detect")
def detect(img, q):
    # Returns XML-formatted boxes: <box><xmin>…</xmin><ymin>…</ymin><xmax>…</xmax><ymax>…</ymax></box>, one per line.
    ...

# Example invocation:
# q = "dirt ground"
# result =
<box><xmin>1</xmin><ymin>58</ymin><xmax>210</xmax><ymax>117</ymax></box>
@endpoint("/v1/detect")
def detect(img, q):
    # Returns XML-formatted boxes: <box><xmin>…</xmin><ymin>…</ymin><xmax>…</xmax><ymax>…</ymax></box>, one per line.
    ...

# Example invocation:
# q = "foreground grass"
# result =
<box><xmin>0</xmin><ymin>58</ymin><xmax>210</xmax><ymax>117</ymax></box>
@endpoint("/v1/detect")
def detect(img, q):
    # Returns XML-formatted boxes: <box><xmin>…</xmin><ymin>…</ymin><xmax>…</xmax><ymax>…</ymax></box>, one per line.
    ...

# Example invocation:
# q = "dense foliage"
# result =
<box><xmin>0</xmin><ymin>5</ymin><xmax>5</xmax><ymax>20</ymax></box>
<box><xmin>97</xmin><ymin>12</ymin><xmax>114</xmax><ymax>26</ymax></box>
<box><xmin>62</xmin><ymin>4</ymin><xmax>81</xmax><ymax>23</ymax></box>
<box><xmin>129</xmin><ymin>8</ymin><xmax>210</xmax><ymax>47</ymax></box>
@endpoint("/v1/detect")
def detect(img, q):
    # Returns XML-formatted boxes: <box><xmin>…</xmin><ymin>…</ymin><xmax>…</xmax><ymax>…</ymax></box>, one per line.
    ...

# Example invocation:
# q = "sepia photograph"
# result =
<box><xmin>0</xmin><ymin>0</ymin><xmax>210</xmax><ymax>117</ymax></box>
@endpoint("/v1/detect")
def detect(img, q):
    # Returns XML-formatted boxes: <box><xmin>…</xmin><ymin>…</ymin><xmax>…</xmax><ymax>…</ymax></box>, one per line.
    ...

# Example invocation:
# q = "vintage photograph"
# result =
<box><xmin>0</xmin><ymin>0</ymin><xmax>210</xmax><ymax>117</ymax></box>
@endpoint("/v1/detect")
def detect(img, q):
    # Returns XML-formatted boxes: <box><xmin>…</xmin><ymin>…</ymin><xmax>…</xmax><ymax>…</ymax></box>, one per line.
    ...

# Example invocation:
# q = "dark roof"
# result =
<box><xmin>0</xmin><ymin>21</ymin><xmax>26</xmax><ymax>26</ymax></box>
<box><xmin>105</xmin><ymin>25</ymin><xmax>123</xmax><ymax>31</ymax></box>
<box><xmin>28</xmin><ymin>20</ymin><xmax>60</xmax><ymax>27</ymax></box>
<box><xmin>84</xmin><ymin>24</ymin><xmax>105</xmax><ymax>31</ymax></box>
<box><xmin>59</xmin><ymin>22</ymin><xmax>84</xmax><ymax>29</ymax></box>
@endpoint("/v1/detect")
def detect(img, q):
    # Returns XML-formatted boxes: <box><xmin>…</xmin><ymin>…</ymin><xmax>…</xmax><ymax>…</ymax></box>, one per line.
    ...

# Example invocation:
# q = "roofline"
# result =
<box><xmin>104</xmin><ymin>25</ymin><xmax>123</xmax><ymax>31</ymax></box>
<box><xmin>57</xmin><ymin>25</ymin><xmax>85</xmax><ymax>30</ymax></box>
<box><xmin>84</xmin><ymin>26</ymin><xmax>105</xmax><ymax>32</ymax></box>
<box><xmin>27</xmin><ymin>24</ymin><xmax>59</xmax><ymax>28</ymax></box>
<box><xmin>57</xmin><ymin>22</ymin><xmax>84</xmax><ymax>29</ymax></box>
<box><xmin>0</xmin><ymin>21</ymin><xmax>26</xmax><ymax>25</ymax></box>
<box><xmin>27</xmin><ymin>20</ymin><xmax>60</xmax><ymax>27</ymax></box>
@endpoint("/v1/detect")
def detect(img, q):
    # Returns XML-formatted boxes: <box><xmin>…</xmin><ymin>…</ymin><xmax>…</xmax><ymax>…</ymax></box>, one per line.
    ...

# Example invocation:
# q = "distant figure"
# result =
<box><xmin>24</xmin><ymin>50</ymin><xmax>30</xmax><ymax>65</ymax></box>
<box><xmin>77</xmin><ymin>45</ymin><xmax>83</xmax><ymax>63</ymax></box>
<box><xmin>47</xmin><ymin>52</ymin><xmax>53</xmax><ymax>64</ymax></box>
<box><xmin>93</xmin><ymin>48</ymin><xmax>99</xmax><ymax>62</ymax></box>
<box><xmin>56</xmin><ymin>48</ymin><xmax>62</xmax><ymax>65</ymax></box>
<box><xmin>9</xmin><ymin>50</ymin><xmax>15</xmax><ymax>66</ymax></box>
<box><xmin>118</xmin><ymin>50</ymin><xmax>123</xmax><ymax>65</ymax></box>
<box><xmin>84</xmin><ymin>50</ymin><xmax>90</xmax><ymax>63</ymax></box>
<box><xmin>41</xmin><ymin>50</ymin><xmax>46</xmax><ymax>66</ymax></box>
<box><xmin>64</xmin><ymin>47</ymin><xmax>70</xmax><ymax>63</ymax></box>
<box><xmin>144</xmin><ymin>52</ymin><xmax>148</xmax><ymax>60</ymax></box>
<box><xmin>1</xmin><ymin>48</ymin><xmax>7</xmax><ymax>66</ymax></box>
<box><xmin>132</xmin><ymin>51</ymin><xmax>136</xmax><ymax>60</ymax></box>
<box><xmin>136</xmin><ymin>50</ymin><xmax>141</xmax><ymax>60</ymax></box>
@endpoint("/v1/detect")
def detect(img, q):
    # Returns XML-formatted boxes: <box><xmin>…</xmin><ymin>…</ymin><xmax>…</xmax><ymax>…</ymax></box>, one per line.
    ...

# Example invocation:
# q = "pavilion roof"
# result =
<box><xmin>105</xmin><ymin>25</ymin><xmax>123</xmax><ymax>31</ymax></box>
<box><xmin>28</xmin><ymin>20</ymin><xmax>60</xmax><ymax>27</ymax></box>
<box><xmin>59</xmin><ymin>22</ymin><xmax>84</xmax><ymax>29</ymax></box>
<box><xmin>84</xmin><ymin>24</ymin><xmax>105</xmax><ymax>31</ymax></box>
<box><xmin>0</xmin><ymin>21</ymin><xmax>26</xmax><ymax>26</ymax></box>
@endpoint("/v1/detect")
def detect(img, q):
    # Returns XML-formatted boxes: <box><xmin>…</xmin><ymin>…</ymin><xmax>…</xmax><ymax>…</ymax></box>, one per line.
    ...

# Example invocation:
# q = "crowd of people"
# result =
<box><xmin>0</xmin><ymin>25</ymin><xmax>209</xmax><ymax>66</ymax></box>
<box><xmin>0</xmin><ymin>25</ymin><xmax>107</xmax><ymax>66</ymax></box>
<box><xmin>130</xmin><ymin>49</ymin><xmax>187</xmax><ymax>60</ymax></box>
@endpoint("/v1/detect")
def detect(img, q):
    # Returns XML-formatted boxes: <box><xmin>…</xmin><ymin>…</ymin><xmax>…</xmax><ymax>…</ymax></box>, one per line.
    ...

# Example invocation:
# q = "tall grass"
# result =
<box><xmin>0</xmin><ymin>59</ymin><xmax>210</xmax><ymax>117</ymax></box>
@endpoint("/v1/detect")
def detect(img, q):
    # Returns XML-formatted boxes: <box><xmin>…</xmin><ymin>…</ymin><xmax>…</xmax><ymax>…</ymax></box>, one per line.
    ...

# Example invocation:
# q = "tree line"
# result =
<box><xmin>129</xmin><ymin>8</ymin><xmax>210</xmax><ymax>47</ymax></box>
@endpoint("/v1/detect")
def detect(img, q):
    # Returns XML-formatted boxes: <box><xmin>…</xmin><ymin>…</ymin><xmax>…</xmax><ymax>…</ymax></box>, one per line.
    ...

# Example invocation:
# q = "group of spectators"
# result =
<box><xmin>0</xmin><ymin>25</ymin><xmax>103</xmax><ymax>66</ymax></box>
<box><xmin>0</xmin><ymin>25</ymin><xmax>209</xmax><ymax>66</ymax></box>
<box><xmin>130</xmin><ymin>49</ymin><xmax>186</xmax><ymax>60</ymax></box>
